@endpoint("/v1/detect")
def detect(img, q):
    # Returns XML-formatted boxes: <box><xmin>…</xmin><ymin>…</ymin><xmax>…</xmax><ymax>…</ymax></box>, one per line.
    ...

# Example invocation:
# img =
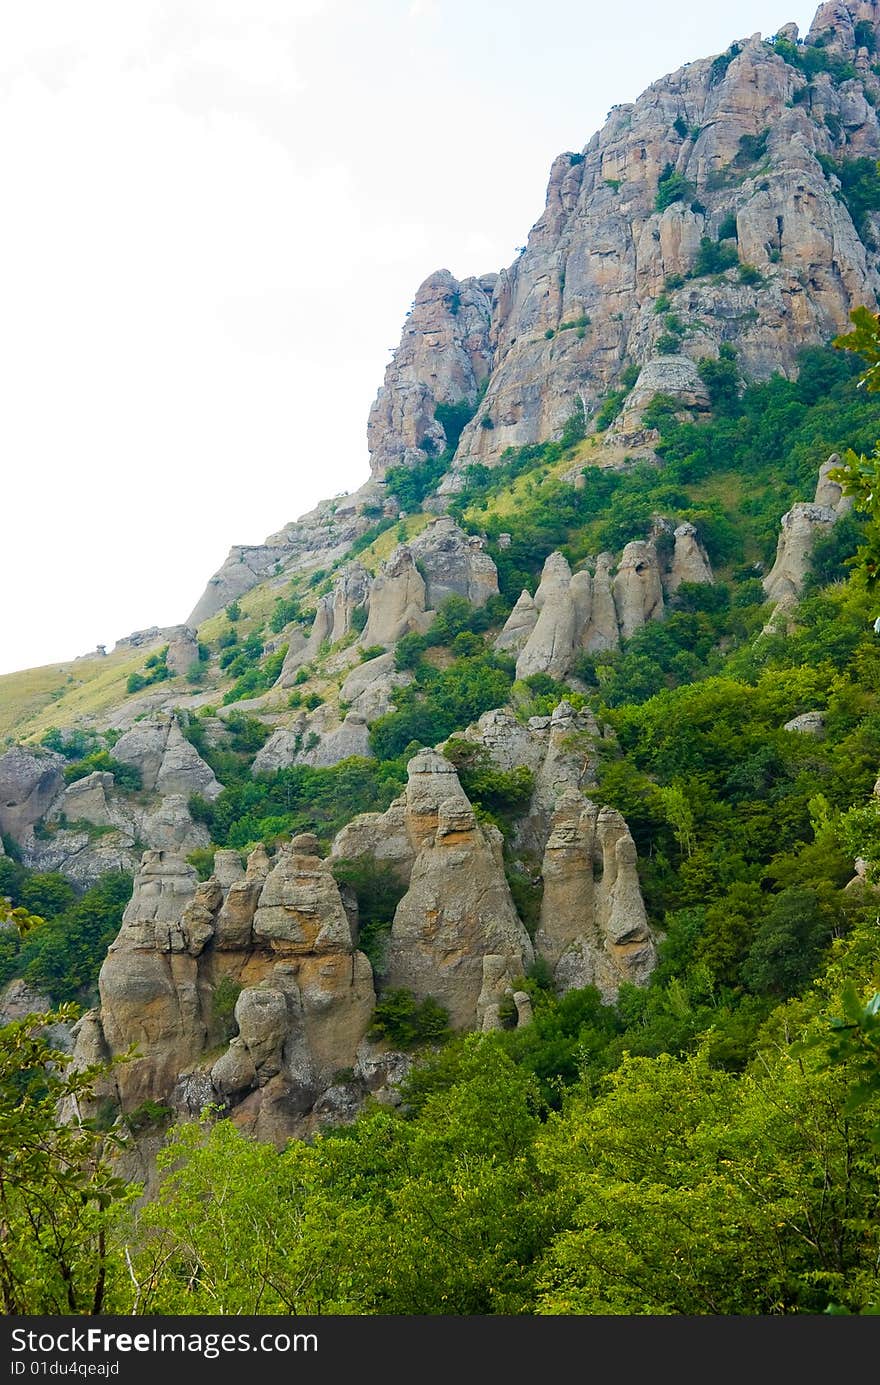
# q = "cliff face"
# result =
<box><xmin>368</xmin><ymin>1</ymin><xmax>880</xmax><ymax>489</ymax></box>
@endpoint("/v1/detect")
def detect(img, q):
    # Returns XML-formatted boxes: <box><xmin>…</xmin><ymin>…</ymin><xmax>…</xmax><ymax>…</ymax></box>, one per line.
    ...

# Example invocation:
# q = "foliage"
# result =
<box><xmin>817</xmin><ymin>155</ymin><xmax>880</xmax><ymax>245</ymax></box>
<box><xmin>0</xmin><ymin>1009</ymin><xmax>134</xmax><ymax>1312</ymax></box>
<box><xmin>368</xmin><ymin>988</ymin><xmax>452</xmax><ymax>1049</ymax></box>
<box><xmin>691</xmin><ymin>235</ymin><xmax>739</xmax><ymax>277</ymax></box>
<box><xmin>63</xmin><ymin>750</ymin><xmax>142</xmax><ymax>792</ymax></box>
<box><xmin>330</xmin><ymin>856</ymin><xmax>407</xmax><ymax>972</ymax></box>
<box><xmin>655</xmin><ymin>162</ymin><xmax>695</xmax><ymax>211</ymax></box>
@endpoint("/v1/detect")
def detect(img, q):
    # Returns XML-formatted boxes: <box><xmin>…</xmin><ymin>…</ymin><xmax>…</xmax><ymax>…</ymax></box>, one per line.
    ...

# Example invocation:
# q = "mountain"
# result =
<box><xmin>3</xmin><ymin>3</ymin><xmax>880</xmax><ymax>1315</ymax></box>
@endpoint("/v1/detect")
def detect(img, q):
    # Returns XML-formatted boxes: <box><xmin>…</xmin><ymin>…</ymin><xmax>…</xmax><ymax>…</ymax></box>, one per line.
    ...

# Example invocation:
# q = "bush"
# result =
<box><xmin>368</xmin><ymin>989</ymin><xmax>451</xmax><ymax>1048</ymax></box>
<box><xmin>655</xmin><ymin>163</ymin><xmax>695</xmax><ymax>212</ymax></box>
<box><xmin>63</xmin><ymin>751</ymin><xmax>142</xmax><ymax>793</ymax></box>
<box><xmin>330</xmin><ymin>856</ymin><xmax>407</xmax><ymax>972</ymax></box>
<box><xmin>691</xmin><ymin>236</ymin><xmax>739</xmax><ymax>277</ymax></box>
<box><xmin>212</xmin><ymin>976</ymin><xmax>242</xmax><ymax>1041</ymax></box>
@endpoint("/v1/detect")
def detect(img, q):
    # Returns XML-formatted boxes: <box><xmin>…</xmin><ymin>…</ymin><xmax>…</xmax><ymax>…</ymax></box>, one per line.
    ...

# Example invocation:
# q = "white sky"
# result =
<box><xmin>0</xmin><ymin>0</ymin><xmax>819</xmax><ymax>676</ymax></box>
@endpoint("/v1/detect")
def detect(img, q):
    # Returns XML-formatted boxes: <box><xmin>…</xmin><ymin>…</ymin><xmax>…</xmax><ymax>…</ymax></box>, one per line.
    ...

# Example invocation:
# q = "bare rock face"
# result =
<box><xmin>495</xmin><ymin>590</ymin><xmax>539</xmax><ymax>654</ymax></box>
<box><xmin>513</xmin><ymin>538</ymin><xmax>686</xmax><ymax>679</ymax></box>
<box><xmin>763</xmin><ymin>455</ymin><xmax>853</xmax><ymax>612</ymax></box>
<box><xmin>667</xmin><ymin>522</ymin><xmax>714</xmax><ymax>593</ymax></box>
<box><xmin>385</xmin><ymin>794</ymin><xmax>534</xmax><ymax>1030</ymax></box>
<box><xmin>407</xmin><ymin>517</ymin><xmax>499</xmax><ymax>608</ymax></box>
<box><xmin>367</xmin><ymin>269</ymin><xmax>496</xmax><ymax>479</ymax></box>
<box><xmin>535</xmin><ymin>791</ymin><xmax>656</xmax><ymax>1000</ymax></box>
<box><xmin>456</xmin><ymin>699</ymin><xmax>602</xmax><ymax>854</ymax></box>
<box><xmin>516</xmin><ymin>552</ymin><xmax>580</xmax><ymax>680</ymax></box>
<box><xmin>338</xmin><ymin>652</ymin><xmax>413</xmax><ymax>722</ymax></box>
<box><xmin>329</xmin><ymin>564</ymin><xmax>371</xmax><ymax>644</ymax></box>
<box><xmin>0</xmin><ymin>746</ymin><xmax>64</xmax><ymax>839</ymax></box>
<box><xmin>186</xmin><ymin>485</ymin><xmax>379</xmax><ymax>628</ymax></box>
<box><xmin>613</xmin><ymin>541</ymin><xmax>665</xmax><ymax>641</ymax></box>
<box><xmin>164</xmin><ymin>626</ymin><xmax>199</xmax><ymax>679</ymax></box>
<box><xmin>430</xmin><ymin>27</ymin><xmax>880</xmax><ymax>477</ymax></box>
<box><xmin>359</xmin><ymin>546</ymin><xmax>429</xmax><ymax>649</ymax></box>
<box><xmin>112</xmin><ymin>715</ymin><xmax>222</xmax><ymax>801</ymax></box>
<box><xmin>784</xmin><ymin>710</ymin><xmax>826</xmax><ymax>736</ymax></box>
<box><xmin>611</xmin><ymin>355</ymin><xmax>711</xmax><ymax>445</ymax></box>
<box><xmin>73</xmin><ymin>838</ymin><xmax>376</xmax><ymax>1143</ymax></box>
<box><xmin>814</xmin><ymin>453</ymin><xmax>854</xmax><ymax>514</ymax></box>
<box><xmin>584</xmin><ymin>554</ymin><xmax>619</xmax><ymax>651</ymax></box>
<box><xmin>330</xmin><ymin>796</ymin><xmax>413</xmax><ymax>884</ymax></box>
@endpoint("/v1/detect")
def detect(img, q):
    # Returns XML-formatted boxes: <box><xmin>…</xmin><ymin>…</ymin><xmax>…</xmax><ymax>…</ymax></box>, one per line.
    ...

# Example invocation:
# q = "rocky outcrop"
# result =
<box><xmin>535</xmin><ymin>791</ymin><xmax>656</xmax><ymax>1000</ymax></box>
<box><xmin>515</xmin><ymin>552</ymin><xmax>582</xmax><ymax>680</ymax></box>
<box><xmin>359</xmin><ymin>546</ymin><xmax>429</xmax><ymax>649</ymax></box>
<box><xmin>0</xmin><ymin>746</ymin><xmax>64</xmax><ymax>840</ymax></box>
<box><xmin>112</xmin><ymin>715</ymin><xmax>222</xmax><ymax>801</ymax></box>
<box><xmin>73</xmin><ymin>839</ymin><xmax>377</xmax><ymax>1144</ymax></box>
<box><xmin>610</xmin><ymin>355</ymin><xmax>711</xmax><ymax>445</ymax></box>
<box><xmin>367</xmin><ymin>269</ymin><xmax>496</xmax><ymax>479</ymax></box>
<box><xmin>424</xmin><ymin>22</ymin><xmax>880</xmax><ymax>477</ymax></box>
<box><xmin>186</xmin><ymin>488</ymin><xmax>381</xmax><ymax>628</ymax></box>
<box><xmin>667</xmin><ymin>522</ymin><xmax>714</xmax><ymax>592</ymax></box>
<box><xmin>495</xmin><ymin>590</ymin><xmax>539</xmax><ymax>654</ymax></box>
<box><xmin>613</xmin><ymin>541</ymin><xmax>665</xmax><ymax>641</ymax></box>
<box><xmin>338</xmin><ymin>651</ymin><xmax>413</xmax><ymax>722</ymax></box>
<box><xmin>164</xmin><ymin>626</ymin><xmax>200</xmax><ymax>679</ymax></box>
<box><xmin>407</xmin><ymin>518</ymin><xmax>499</xmax><ymax>608</ymax></box>
<box><xmin>511</xmin><ymin>538</ymin><xmax>690</xmax><ymax>678</ymax></box>
<box><xmin>763</xmin><ymin>454</ymin><xmax>854</xmax><ymax>612</ymax></box>
<box><xmin>455</xmin><ymin>700</ymin><xmax>602</xmax><ymax>853</ymax></box>
<box><xmin>385</xmin><ymin>791</ymin><xmax>534</xmax><ymax>1031</ymax></box>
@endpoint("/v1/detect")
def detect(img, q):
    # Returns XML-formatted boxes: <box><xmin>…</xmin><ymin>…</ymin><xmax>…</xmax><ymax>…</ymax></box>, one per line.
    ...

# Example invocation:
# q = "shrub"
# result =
<box><xmin>691</xmin><ymin>236</ymin><xmax>738</xmax><ymax>277</ymax></box>
<box><xmin>368</xmin><ymin>989</ymin><xmax>451</xmax><ymax>1048</ymax></box>
<box><xmin>717</xmin><ymin>213</ymin><xmax>738</xmax><ymax>240</ymax></box>
<box><xmin>211</xmin><ymin>976</ymin><xmax>242</xmax><ymax>1040</ymax></box>
<box><xmin>655</xmin><ymin>163</ymin><xmax>695</xmax><ymax>212</ymax></box>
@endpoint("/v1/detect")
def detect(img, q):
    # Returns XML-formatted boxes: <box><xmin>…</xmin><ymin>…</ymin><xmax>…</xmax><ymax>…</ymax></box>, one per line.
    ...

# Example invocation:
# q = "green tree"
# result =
<box><xmin>0</xmin><ymin>1009</ymin><xmax>133</xmax><ymax>1313</ymax></box>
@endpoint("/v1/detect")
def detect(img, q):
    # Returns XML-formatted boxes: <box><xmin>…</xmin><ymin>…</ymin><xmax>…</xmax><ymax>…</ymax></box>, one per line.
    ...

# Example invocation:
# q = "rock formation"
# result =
<box><xmin>667</xmin><ymin>522</ymin><xmax>714</xmax><ymax>592</ymax></box>
<box><xmin>74</xmin><ymin>839</ymin><xmax>377</xmax><ymax>1145</ymax></box>
<box><xmin>367</xmin><ymin>269</ymin><xmax>496</xmax><ymax>478</ymax></box>
<box><xmin>534</xmin><ymin>791</ymin><xmax>656</xmax><ymax>1000</ymax></box>
<box><xmin>507</xmin><ymin>532</ymin><xmax>705</xmax><ymax>678</ymax></box>
<box><xmin>763</xmin><ymin>454</ymin><xmax>854</xmax><ymax>612</ymax></box>
<box><xmin>0</xmin><ymin>746</ymin><xmax>64</xmax><ymax>840</ymax></box>
<box><xmin>384</xmin><ymin>768</ymin><xmax>535</xmax><ymax>1030</ymax></box>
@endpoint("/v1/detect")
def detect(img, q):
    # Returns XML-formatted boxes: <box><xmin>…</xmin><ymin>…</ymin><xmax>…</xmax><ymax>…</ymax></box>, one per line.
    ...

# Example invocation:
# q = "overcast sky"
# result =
<box><xmin>0</xmin><ymin>0</ymin><xmax>819</xmax><ymax>676</ymax></box>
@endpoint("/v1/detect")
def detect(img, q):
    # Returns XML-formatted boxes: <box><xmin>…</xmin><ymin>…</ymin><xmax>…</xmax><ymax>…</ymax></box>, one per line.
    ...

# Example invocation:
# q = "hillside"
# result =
<box><xmin>2</xmin><ymin>0</ymin><xmax>880</xmax><ymax>1317</ymax></box>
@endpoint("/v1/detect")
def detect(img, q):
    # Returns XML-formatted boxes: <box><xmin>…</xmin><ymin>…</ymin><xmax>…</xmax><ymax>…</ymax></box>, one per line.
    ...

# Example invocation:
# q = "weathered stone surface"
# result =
<box><xmin>667</xmin><ymin>522</ymin><xmax>714</xmax><ymax>593</ymax></box>
<box><xmin>330</xmin><ymin>797</ymin><xmax>414</xmax><ymax>883</ymax></box>
<box><xmin>535</xmin><ymin>791</ymin><xmax>656</xmax><ymax>1000</ymax></box>
<box><xmin>339</xmin><ymin>651</ymin><xmax>413</xmax><ymax>722</ymax></box>
<box><xmin>494</xmin><ymin>590</ymin><xmax>539</xmax><ymax>654</ymax></box>
<box><xmin>613</xmin><ymin>541</ymin><xmax>665</xmax><ymax>641</ymax></box>
<box><xmin>455</xmin><ymin>700</ymin><xmax>601</xmax><ymax>854</ymax></box>
<box><xmin>386</xmin><ymin>794</ymin><xmax>534</xmax><ymax>1030</ymax></box>
<box><xmin>763</xmin><ymin>455</ymin><xmax>852</xmax><ymax>615</ymax></box>
<box><xmin>164</xmin><ymin>626</ymin><xmax>200</xmax><ymax>678</ymax></box>
<box><xmin>359</xmin><ymin>546</ymin><xmax>429</xmax><ymax>649</ymax></box>
<box><xmin>584</xmin><ymin>554</ymin><xmax>619</xmax><ymax>651</ymax></box>
<box><xmin>71</xmin><ymin>834</ymin><xmax>376</xmax><ymax>1138</ymax></box>
<box><xmin>252</xmin><ymin>839</ymin><xmax>355</xmax><ymax>954</ymax></box>
<box><xmin>784</xmin><ymin>710</ymin><xmax>827</xmax><ymax>736</ymax></box>
<box><xmin>186</xmin><ymin>484</ymin><xmax>380</xmax><ymax>628</ymax></box>
<box><xmin>516</xmin><ymin>552</ymin><xmax>580</xmax><ymax>679</ymax></box>
<box><xmin>611</xmin><ymin>355</ymin><xmax>711</xmax><ymax>444</ymax></box>
<box><xmin>0</xmin><ymin>746</ymin><xmax>64</xmax><ymax>840</ymax></box>
<box><xmin>112</xmin><ymin>716</ymin><xmax>221</xmax><ymax>800</ymax></box>
<box><xmin>408</xmin><ymin>517</ymin><xmax>499</xmax><ymax>608</ymax></box>
<box><xmin>367</xmin><ymin>269</ymin><xmax>495</xmax><ymax>478</ymax></box>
